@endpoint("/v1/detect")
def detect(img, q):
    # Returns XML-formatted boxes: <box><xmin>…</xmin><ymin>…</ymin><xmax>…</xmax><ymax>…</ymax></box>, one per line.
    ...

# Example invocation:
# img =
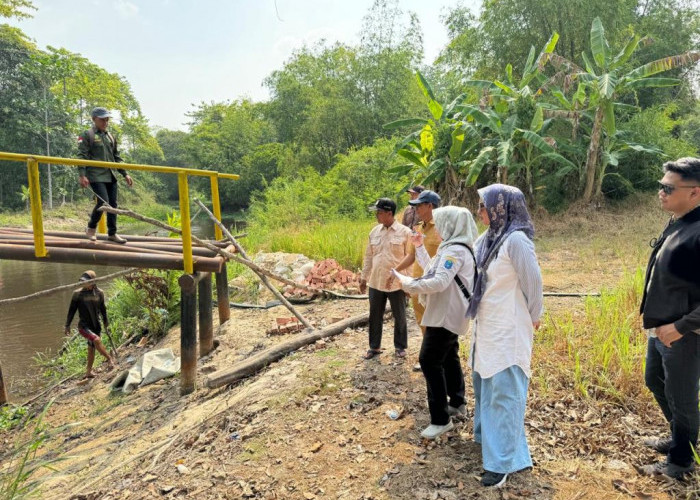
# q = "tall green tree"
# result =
<box><xmin>0</xmin><ymin>0</ymin><xmax>35</xmax><ymax>19</ymax></box>
<box><xmin>549</xmin><ymin>18</ymin><xmax>700</xmax><ymax>202</ymax></box>
<box><xmin>264</xmin><ymin>0</ymin><xmax>424</xmax><ymax>171</ymax></box>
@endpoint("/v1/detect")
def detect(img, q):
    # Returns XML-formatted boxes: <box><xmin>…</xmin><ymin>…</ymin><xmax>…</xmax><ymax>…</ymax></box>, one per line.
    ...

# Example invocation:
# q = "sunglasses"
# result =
<box><xmin>658</xmin><ymin>181</ymin><xmax>699</xmax><ymax>195</ymax></box>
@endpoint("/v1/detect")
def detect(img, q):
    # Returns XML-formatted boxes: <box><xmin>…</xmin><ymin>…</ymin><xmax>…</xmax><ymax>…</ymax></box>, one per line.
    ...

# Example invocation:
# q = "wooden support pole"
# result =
<box><xmin>198</xmin><ymin>273</ymin><xmax>214</xmax><ymax>358</ymax></box>
<box><xmin>205</xmin><ymin>311</ymin><xmax>384</xmax><ymax>388</ymax></box>
<box><xmin>0</xmin><ymin>363</ymin><xmax>8</xmax><ymax>405</ymax></box>
<box><xmin>193</xmin><ymin>199</ymin><xmax>313</xmax><ymax>330</ymax></box>
<box><xmin>179</xmin><ymin>274</ymin><xmax>198</xmax><ymax>395</ymax></box>
<box><xmin>215</xmin><ymin>262</ymin><xmax>230</xmax><ymax>324</ymax></box>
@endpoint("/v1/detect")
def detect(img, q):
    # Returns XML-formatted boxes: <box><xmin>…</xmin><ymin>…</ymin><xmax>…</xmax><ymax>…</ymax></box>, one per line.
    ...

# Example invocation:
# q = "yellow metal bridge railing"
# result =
<box><xmin>0</xmin><ymin>151</ymin><xmax>239</xmax><ymax>274</ymax></box>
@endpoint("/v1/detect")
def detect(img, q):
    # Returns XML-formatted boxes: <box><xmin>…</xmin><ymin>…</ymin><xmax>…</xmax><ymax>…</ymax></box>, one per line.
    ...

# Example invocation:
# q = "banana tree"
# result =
<box><xmin>458</xmin><ymin>33</ymin><xmax>576</xmax><ymax>199</ymax></box>
<box><xmin>562</xmin><ymin>17</ymin><xmax>699</xmax><ymax>203</ymax></box>
<box><xmin>383</xmin><ymin>71</ymin><xmax>475</xmax><ymax>203</ymax></box>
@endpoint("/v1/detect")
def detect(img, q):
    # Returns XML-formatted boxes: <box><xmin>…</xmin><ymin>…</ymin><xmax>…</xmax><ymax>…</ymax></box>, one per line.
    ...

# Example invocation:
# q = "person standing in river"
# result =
<box><xmin>64</xmin><ymin>270</ymin><xmax>115</xmax><ymax>379</ymax></box>
<box><xmin>77</xmin><ymin>107</ymin><xmax>133</xmax><ymax>243</ymax></box>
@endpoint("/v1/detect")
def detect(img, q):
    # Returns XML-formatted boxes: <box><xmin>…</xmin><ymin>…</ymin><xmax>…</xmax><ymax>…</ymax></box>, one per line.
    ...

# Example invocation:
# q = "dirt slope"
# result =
<box><xmin>2</xmin><ymin>196</ymin><xmax>697</xmax><ymax>500</ymax></box>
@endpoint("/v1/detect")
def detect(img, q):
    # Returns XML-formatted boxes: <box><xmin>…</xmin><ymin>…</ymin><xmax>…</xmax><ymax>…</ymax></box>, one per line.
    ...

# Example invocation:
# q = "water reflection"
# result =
<box><xmin>0</xmin><ymin>216</ymin><xmax>238</xmax><ymax>399</ymax></box>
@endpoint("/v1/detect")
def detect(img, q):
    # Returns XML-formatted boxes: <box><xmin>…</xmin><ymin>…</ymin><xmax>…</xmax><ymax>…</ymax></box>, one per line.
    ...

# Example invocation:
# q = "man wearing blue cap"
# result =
<box><xmin>77</xmin><ymin>107</ymin><xmax>133</xmax><ymax>244</ymax></box>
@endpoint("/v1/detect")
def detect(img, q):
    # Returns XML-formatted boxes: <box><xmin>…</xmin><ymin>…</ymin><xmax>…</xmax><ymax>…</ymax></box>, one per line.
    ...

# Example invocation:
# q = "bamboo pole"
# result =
<box><xmin>0</xmin><ymin>268</ymin><xmax>137</xmax><ymax>306</ymax></box>
<box><xmin>193</xmin><ymin>199</ymin><xmax>313</xmax><ymax>329</ymax></box>
<box><xmin>102</xmin><ymin>204</ymin><xmax>314</xmax><ymax>329</ymax></box>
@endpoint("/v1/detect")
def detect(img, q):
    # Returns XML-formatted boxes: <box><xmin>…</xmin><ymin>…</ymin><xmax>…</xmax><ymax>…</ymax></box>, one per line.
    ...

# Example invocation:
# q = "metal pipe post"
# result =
<box><xmin>178</xmin><ymin>172</ymin><xmax>194</xmax><ymax>274</ymax></box>
<box><xmin>0</xmin><ymin>366</ymin><xmax>7</xmax><ymax>406</ymax></box>
<box><xmin>210</xmin><ymin>175</ymin><xmax>223</xmax><ymax>241</ymax></box>
<box><xmin>198</xmin><ymin>273</ymin><xmax>214</xmax><ymax>357</ymax></box>
<box><xmin>0</xmin><ymin>363</ymin><xmax>7</xmax><ymax>405</ymax></box>
<box><xmin>215</xmin><ymin>262</ymin><xmax>230</xmax><ymax>324</ymax></box>
<box><xmin>179</xmin><ymin>274</ymin><xmax>198</xmax><ymax>395</ymax></box>
<box><xmin>26</xmin><ymin>158</ymin><xmax>47</xmax><ymax>257</ymax></box>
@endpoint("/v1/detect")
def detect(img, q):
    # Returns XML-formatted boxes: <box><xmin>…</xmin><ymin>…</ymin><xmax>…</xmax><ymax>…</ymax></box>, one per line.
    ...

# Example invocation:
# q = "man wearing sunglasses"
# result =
<box><xmin>639</xmin><ymin>157</ymin><xmax>700</xmax><ymax>480</ymax></box>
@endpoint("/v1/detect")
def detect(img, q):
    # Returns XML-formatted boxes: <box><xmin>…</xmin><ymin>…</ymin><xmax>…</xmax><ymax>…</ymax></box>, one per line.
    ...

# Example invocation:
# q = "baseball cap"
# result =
<box><xmin>91</xmin><ymin>107</ymin><xmax>112</xmax><ymax>119</ymax></box>
<box><xmin>408</xmin><ymin>190</ymin><xmax>441</xmax><ymax>207</ymax></box>
<box><xmin>369</xmin><ymin>198</ymin><xmax>397</xmax><ymax>213</ymax></box>
<box><xmin>407</xmin><ymin>185</ymin><xmax>425</xmax><ymax>194</ymax></box>
<box><xmin>79</xmin><ymin>270</ymin><xmax>97</xmax><ymax>282</ymax></box>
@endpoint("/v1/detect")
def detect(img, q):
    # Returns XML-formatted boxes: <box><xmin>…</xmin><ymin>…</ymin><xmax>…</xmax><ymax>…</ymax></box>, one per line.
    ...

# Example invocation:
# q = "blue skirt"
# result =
<box><xmin>473</xmin><ymin>365</ymin><xmax>532</xmax><ymax>474</ymax></box>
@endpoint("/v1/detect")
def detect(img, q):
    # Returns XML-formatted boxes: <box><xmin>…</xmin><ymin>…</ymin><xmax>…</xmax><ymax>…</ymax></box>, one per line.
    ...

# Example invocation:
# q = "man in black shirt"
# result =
<box><xmin>64</xmin><ymin>270</ymin><xmax>115</xmax><ymax>378</ymax></box>
<box><xmin>639</xmin><ymin>157</ymin><xmax>700</xmax><ymax>480</ymax></box>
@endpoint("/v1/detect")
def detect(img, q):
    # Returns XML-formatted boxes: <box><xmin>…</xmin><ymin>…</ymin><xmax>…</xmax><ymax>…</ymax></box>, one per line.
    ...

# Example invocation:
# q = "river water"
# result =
<box><xmin>0</xmin><ymin>218</ymin><xmax>233</xmax><ymax>401</ymax></box>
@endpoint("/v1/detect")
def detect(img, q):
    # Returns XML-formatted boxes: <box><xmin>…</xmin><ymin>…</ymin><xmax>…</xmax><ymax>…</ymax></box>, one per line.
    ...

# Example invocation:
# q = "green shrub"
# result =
<box><xmin>616</xmin><ymin>105</ymin><xmax>697</xmax><ymax>192</ymax></box>
<box><xmin>249</xmin><ymin>138</ymin><xmax>411</xmax><ymax>231</ymax></box>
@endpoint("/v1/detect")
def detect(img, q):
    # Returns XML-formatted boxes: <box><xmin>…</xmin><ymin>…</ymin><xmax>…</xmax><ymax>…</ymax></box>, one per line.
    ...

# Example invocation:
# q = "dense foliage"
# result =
<box><xmin>1</xmin><ymin>0</ymin><xmax>698</xmax><ymax>217</ymax></box>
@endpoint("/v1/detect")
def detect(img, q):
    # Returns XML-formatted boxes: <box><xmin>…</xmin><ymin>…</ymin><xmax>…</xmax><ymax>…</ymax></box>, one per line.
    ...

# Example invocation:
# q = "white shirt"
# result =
<box><xmin>400</xmin><ymin>243</ymin><xmax>475</xmax><ymax>335</ymax></box>
<box><xmin>470</xmin><ymin>231</ymin><xmax>543</xmax><ymax>379</ymax></box>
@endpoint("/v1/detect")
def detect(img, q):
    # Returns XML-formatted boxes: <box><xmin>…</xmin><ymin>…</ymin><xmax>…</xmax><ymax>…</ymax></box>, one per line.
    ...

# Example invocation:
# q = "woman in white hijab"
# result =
<box><xmin>393</xmin><ymin>206</ymin><xmax>479</xmax><ymax>439</ymax></box>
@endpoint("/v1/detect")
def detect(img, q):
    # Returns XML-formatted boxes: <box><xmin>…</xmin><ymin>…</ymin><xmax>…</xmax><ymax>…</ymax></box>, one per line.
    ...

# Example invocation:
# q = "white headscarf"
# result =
<box><xmin>433</xmin><ymin>206</ymin><xmax>479</xmax><ymax>251</ymax></box>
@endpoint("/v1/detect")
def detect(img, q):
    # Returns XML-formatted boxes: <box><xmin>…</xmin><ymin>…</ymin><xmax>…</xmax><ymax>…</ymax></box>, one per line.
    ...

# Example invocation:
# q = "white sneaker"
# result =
<box><xmin>86</xmin><ymin>227</ymin><xmax>96</xmax><ymax>241</ymax></box>
<box><xmin>420</xmin><ymin>420</ymin><xmax>454</xmax><ymax>439</ymax></box>
<box><xmin>447</xmin><ymin>404</ymin><xmax>466</xmax><ymax>417</ymax></box>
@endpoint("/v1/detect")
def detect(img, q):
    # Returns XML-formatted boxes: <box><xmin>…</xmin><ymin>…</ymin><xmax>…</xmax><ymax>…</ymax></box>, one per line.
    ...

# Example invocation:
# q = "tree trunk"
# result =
<box><xmin>582</xmin><ymin>107</ymin><xmax>604</xmax><ymax>203</ymax></box>
<box><xmin>205</xmin><ymin>311</ymin><xmax>386</xmax><ymax>388</ymax></box>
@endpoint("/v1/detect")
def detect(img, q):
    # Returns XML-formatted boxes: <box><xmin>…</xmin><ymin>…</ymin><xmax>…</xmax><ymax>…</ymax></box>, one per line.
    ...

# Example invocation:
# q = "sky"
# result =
<box><xmin>10</xmin><ymin>0</ymin><xmax>480</xmax><ymax>131</ymax></box>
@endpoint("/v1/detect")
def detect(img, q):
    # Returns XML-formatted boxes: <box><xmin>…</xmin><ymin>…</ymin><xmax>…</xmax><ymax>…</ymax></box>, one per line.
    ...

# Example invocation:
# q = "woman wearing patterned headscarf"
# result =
<box><xmin>392</xmin><ymin>206</ymin><xmax>479</xmax><ymax>440</ymax></box>
<box><xmin>468</xmin><ymin>184</ymin><xmax>543</xmax><ymax>488</ymax></box>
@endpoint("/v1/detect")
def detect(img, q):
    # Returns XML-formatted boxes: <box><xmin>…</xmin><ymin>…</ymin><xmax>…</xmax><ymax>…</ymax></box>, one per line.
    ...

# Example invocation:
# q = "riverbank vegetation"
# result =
<box><xmin>2</xmin><ymin>0</ymin><xmax>699</xmax><ymax>220</ymax></box>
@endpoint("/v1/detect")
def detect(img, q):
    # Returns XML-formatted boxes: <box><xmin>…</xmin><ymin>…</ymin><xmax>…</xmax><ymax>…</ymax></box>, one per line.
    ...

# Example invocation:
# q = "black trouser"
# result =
<box><xmin>644</xmin><ymin>335</ymin><xmax>699</xmax><ymax>467</ymax></box>
<box><xmin>419</xmin><ymin>326</ymin><xmax>466</xmax><ymax>425</ymax></box>
<box><xmin>368</xmin><ymin>287</ymin><xmax>407</xmax><ymax>351</ymax></box>
<box><xmin>88</xmin><ymin>180</ymin><xmax>119</xmax><ymax>235</ymax></box>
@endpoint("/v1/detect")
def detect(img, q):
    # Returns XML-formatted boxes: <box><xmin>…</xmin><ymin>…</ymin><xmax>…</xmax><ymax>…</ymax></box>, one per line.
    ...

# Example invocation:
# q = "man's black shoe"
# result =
<box><xmin>481</xmin><ymin>471</ymin><xmax>508</xmax><ymax>487</ymax></box>
<box><xmin>643</xmin><ymin>436</ymin><xmax>672</xmax><ymax>454</ymax></box>
<box><xmin>637</xmin><ymin>460</ymin><xmax>695</xmax><ymax>481</ymax></box>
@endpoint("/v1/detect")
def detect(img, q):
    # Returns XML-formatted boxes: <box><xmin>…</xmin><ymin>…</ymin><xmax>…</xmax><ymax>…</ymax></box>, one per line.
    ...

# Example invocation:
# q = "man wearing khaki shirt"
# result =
<box><xmin>360</xmin><ymin>198</ymin><xmax>412</xmax><ymax>360</ymax></box>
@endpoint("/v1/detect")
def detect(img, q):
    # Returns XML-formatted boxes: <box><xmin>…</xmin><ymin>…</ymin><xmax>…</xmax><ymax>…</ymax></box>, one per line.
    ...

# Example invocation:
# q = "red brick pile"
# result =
<box><xmin>283</xmin><ymin>258</ymin><xmax>361</xmax><ymax>297</ymax></box>
<box><xmin>267</xmin><ymin>316</ymin><xmax>305</xmax><ymax>335</ymax></box>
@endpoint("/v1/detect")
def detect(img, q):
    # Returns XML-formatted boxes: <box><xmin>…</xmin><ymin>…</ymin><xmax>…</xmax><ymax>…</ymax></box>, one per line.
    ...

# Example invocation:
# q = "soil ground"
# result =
<box><xmin>2</xmin><ymin>195</ymin><xmax>699</xmax><ymax>500</ymax></box>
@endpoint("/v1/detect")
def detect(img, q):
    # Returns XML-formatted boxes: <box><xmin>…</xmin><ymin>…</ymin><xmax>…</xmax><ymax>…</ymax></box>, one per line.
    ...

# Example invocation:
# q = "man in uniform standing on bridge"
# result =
<box><xmin>77</xmin><ymin>107</ymin><xmax>133</xmax><ymax>244</ymax></box>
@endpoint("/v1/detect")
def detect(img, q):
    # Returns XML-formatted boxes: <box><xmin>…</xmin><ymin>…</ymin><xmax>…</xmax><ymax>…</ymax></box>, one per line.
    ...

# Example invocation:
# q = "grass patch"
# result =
<box><xmin>0</xmin><ymin>406</ymin><xmax>28</xmax><ymax>432</ymax></box>
<box><xmin>535</xmin><ymin>268</ymin><xmax>648</xmax><ymax>404</ymax></box>
<box><xmin>247</xmin><ymin>219</ymin><xmax>374</xmax><ymax>271</ymax></box>
<box><xmin>0</xmin><ymin>400</ymin><xmax>72</xmax><ymax>500</ymax></box>
<box><xmin>89</xmin><ymin>393</ymin><xmax>126</xmax><ymax>418</ymax></box>
<box><xmin>236</xmin><ymin>437</ymin><xmax>267</xmax><ymax>463</ymax></box>
<box><xmin>314</xmin><ymin>348</ymin><xmax>340</xmax><ymax>358</ymax></box>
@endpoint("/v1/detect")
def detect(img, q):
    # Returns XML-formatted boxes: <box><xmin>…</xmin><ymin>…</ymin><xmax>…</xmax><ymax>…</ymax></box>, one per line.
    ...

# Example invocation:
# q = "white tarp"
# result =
<box><xmin>110</xmin><ymin>348</ymin><xmax>181</xmax><ymax>393</ymax></box>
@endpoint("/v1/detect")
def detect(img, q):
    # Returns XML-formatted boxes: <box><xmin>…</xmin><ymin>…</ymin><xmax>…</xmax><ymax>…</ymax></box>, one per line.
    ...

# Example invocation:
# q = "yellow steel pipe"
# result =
<box><xmin>98</xmin><ymin>213</ymin><xmax>107</xmax><ymax>234</ymax></box>
<box><xmin>26</xmin><ymin>158</ymin><xmax>47</xmax><ymax>257</ymax></box>
<box><xmin>210</xmin><ymin>176</ymin><xmax>223</xmax><ymax>240</ymax></box>
<box><xmin>0</xmin><ymin>152</ymin><xmax>240</xmax><ymax>180</ymax></box>
<box><xmin>178</xmin><ymin>172</ymin><xmax>194</xmax><ymax>274</ymax></box>
<box><xmin>3</xmin><ymin>151</ymin><xmax>239</xmax><ymax>267</ymax></box>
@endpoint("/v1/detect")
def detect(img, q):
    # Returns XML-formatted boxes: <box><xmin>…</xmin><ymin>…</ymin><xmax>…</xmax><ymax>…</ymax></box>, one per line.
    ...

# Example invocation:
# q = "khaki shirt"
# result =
<box><xmin>409</xmin><ymin>219</ymin><xmax>441</xmax><ymax>277</ymax></box>
<box><xmin>362</xmin><ymin>221</ymin><xmax>412</xmax><ymax>292</ymax></box>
